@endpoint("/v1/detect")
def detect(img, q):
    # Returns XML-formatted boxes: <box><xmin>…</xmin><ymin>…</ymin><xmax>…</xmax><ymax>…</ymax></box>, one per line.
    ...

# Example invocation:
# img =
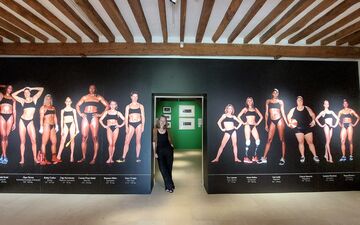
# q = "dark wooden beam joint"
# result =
<box><xmin>0</xmin><ymin>43</ymin><xmax>359</xmax><ymax>59</ymax></box>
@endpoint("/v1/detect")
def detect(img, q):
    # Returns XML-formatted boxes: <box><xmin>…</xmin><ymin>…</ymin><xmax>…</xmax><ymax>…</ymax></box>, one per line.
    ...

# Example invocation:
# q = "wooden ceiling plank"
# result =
<box><xmin>74</xmin><ymin>0</ymin><xmax>114</xmax><ymax>42</ymax></box>
<box><xmin>0</xmin><ymin>17</ymin><xmax>35</xmax><ymax>42</ymax></box>
<box><xmin>321</xmin><ymin>21</ymin><xmax>360</xmax><ymax>45</ymax></box>
<box><xmin>127</xmin><ymin>0</ymin><xmax>151</xmax><ymax>42</ymax></box>
<box><xmin>0</xmin><ymin>0</ymin><xmax>66</xmax><ymax>42</ymax></box>
<box><xmin>260</xmin><ymin>0</ymin><xmax>315</xmax><ymax>44</ymax></box>
<box><xmin>158</xmin><ymin>0</ymin><xmax>167</xmax><ymax>43</ymax></box>
<box><xmin>196</xmin><ymin>0</ymin><xmax>215</xmax><ymax>43</ymax></box>
<box><xmin>212</xmin><ymin>0</ymin><xmax>242</xmax><ymax>43</ymax></box>
<box><xmin>276</xmin><ymin>0</ymin><xmax>337</xmax><ymax>44</ymax></box>
<box><xmin>228</xmin><ymin>0</ymin><xmax>266</xmax><ymax>43</ymax></box>
<box><xmin>99</xmin><ymin>0</ymin><xmax>133</xmax><ymax>43</ymax></box>
<box><xmin>24</xmin><ymin>0</ymin><xmax>81</xmax><ymax>43</ymax></box>
<box><xmin>349</xmin><ymin>31</ymin><xmax>360</xmax><ymax>45</ymax></box>
<box><xmin>0</xmin><ymin>7</ymin><xmax>48</xmax><ymax>42</ymax></box>
<box><xmin>0</xmin><ymin>27</ymin><xmax>20</xmax><ymax>42</ymax></box>
<box><xmin>289</xmin><ymin>0</ymin><xmax>358</xmax><ymax>44</ymax></box>
<box><xmin>0</xmin><ymin>43</ymin><xmax>359</xmax><ymax>59</ymax></box>
<box><xmin>307</xmin><ymin>8</ymin><xmax>360</xmax><ymax>44</ymax></box>
<box><xmin>244</xmin><ymin>0</ymin><xmax>295</xmax><ymax>44</ymax></box>
<box><xmin>49</xmin><ymin>0</ymin><xmax>98</xmax><ymax>42</ymax></box>
<box><xmin>180</xmin><ymin>0</ymin><xmax>186</xmax><ymax>42</ymax></box>
<box><xmin>336</xmin><ymin>30</ymin><xmax>360</xmax><ymax>45</ymax></box>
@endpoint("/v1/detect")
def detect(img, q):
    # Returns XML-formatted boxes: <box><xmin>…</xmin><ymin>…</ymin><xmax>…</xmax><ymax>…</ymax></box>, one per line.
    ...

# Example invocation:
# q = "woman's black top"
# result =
<box><xmin>157</xmin><ymin>130</ymin><xmax>172</xmax><ymax>150</ymax></box>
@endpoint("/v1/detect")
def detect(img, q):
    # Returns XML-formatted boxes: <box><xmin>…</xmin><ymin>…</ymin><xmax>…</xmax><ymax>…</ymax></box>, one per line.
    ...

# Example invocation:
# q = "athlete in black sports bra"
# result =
<box><xmin>258</xmin><ymin>89</ymin><xmax>289</xmax><ymax>165</ymax></box>
<box><xmin>76</xmin><ymin>84</ymin><xmax>109</xmax><ymax>164</ymax></box>
<box><xmin>117</xmin><ymin>91</ymin><xmax>145</xmax><ymax>163</ymax></box>
<box><xmin>56</xmin><ymin>97</ymin><xmax>79</xmax><ymax>163</ymax></box>
<box><xmin>338</xmin><ymin>99</ymin><xmax>359</xmax><ymax>162</ymax></box>
<box><xmin>288</xmin><ymin>96</ymin><xmax>319</xmax><ymax>163</ymax></box>
<box><xmin>237</xmin><ymin>97</ymin><xmax>263</xmax><ymax>163</ymax></box>
<box><xmin>211</xmin><ymin>104</ymin><xmax>242</xmax><ymax>163</ymax></box>
<box><xmin>12</xmin><ymin>86</ymin><xmax>44</xmax><ymax>164</ymax></box>
<box><xmin>39</xmin><ymin>94</ymin><xmax>59</xmax><ymax>165</ymax></box>
<box><xmin>315</xmin><ymin>100</ymin><xmax>339</xmax><ymax>163</ymax></box>
<box><xmin>0</xmin><ymin>85</ymin><xmax>16</xmax><ymax>164</ymax></box>
<box><xmin>100</xmin><ymin>100</ymin><xmax>125</xmax><ymax>164</ymax></box>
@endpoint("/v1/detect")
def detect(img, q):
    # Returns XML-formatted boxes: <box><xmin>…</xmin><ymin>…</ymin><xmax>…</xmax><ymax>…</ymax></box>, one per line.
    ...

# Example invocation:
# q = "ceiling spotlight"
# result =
<box><xmin>169</xmin><ymin>0</ymin><xmax>177</xmax><ymax>4</ymax></box>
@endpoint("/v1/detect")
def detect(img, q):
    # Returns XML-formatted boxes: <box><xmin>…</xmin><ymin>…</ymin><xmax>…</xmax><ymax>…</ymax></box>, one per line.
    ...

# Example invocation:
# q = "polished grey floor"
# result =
<box><xmin>0</xmin><ymin>150</ymin><xmax>360</xmax><ymax>225</ymax></box>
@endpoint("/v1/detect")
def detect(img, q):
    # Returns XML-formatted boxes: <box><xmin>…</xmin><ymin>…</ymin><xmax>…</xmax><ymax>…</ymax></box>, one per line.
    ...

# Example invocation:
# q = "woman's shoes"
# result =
<box><xmin>165</xmin><ymin>188</ymin><xmax>174</xmax><ymax>193</ymax></box>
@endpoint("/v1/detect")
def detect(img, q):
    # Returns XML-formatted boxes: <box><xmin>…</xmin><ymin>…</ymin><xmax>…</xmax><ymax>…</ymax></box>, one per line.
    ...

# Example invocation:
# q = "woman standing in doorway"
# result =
<box><xmin>12</xmin><ymin>86</ymin><xmax>44</xmax><ymax>164</ymax></box>
<box><xmin>237</xmin><ymin>97</ymin><xmax>263</xmax><ymax>163</ymax></box>
<box><xmin>211</xmin><ymin>104</ymin><xmax>242</xmax><ymax>163</ymax></box>
<box><xmin>0</xmin><ymin>85</ymin><xmax>16</xmax><ymax>164</ymax></box>
<box><xmin>258</xmin><ymin>89</ymin><xmax>289</xmax><ymax>165</ymax></box>
<box><xmin>153</xmin><ymin>115</ymin><xmax>175</xmax><ymax>193</ymax></box>
<box><xmin>56</xmin><ymin>97</ymin><xmax>79</xmax><ymax>163</ymax></box>
<box><xmin>100</xmin><ymin>100</ymin><xmax>125</xmax><ymax>164</ymax></box>
<box><xmin>315</xmin><ymin>100</ymin><xmax>339</xmax><ymax>163</ymax></box>
<box><xmin>117</xmin><ymin>91</ymin><xmax>145</xmax><ymax>163</ymax></box>
<box><xmin>338</xmin><ymin>99</ymin><xmax>359</xmax><ymax>162</ymax></box>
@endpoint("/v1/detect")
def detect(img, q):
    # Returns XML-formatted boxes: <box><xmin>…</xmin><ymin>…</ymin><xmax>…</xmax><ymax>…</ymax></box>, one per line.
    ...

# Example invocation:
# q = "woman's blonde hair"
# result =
<box><xmin>224</xmin><ymin>104</ymin><xmax>235</xmax><ymax>115</ymax></box>
<box><xmin>44</xmin><ymin>94</ymin><xmax>53</xmax><ymax>106</ymax></box>
<box><xmin>155</xmin><ymin>115</ymin><xmax>167</xmax><ymax>128</ymax></box>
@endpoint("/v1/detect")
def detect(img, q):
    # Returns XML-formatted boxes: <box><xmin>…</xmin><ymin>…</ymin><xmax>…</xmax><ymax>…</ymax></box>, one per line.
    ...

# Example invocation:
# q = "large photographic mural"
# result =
<box><xmin>0</xmin><ymin>58</ymin><xmax>358</xmax><ymax>193</ymax></box>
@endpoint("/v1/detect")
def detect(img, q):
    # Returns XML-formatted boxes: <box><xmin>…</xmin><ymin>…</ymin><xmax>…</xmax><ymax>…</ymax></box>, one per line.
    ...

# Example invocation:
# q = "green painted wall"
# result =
<box><xmin>156</xmin><ymin>99</ymin><xmax>202</xmax><ymax>150</ymax></box>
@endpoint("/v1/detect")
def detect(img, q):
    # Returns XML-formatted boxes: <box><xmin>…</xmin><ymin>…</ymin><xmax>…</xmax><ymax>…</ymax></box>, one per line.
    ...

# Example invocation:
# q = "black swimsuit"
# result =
<box><xmin>292</xmin><ymin>107</ymin><xmax>312</xmax><ymax>134</ymax></box>
<box><xmin>63</xmin><ymin>110</ymin><xmax>74</xmax><ymax>129</ymax></box>
<box><xmin>20</xmin><ymin>101</ymin><xmax>36</xmax><ymax>127</ymax></box>
<box><xmin>107</xmin><ymin>113</ymin><xmax>119</xmax><ymax>132</ymax></box>
<box><xmin>44</xmin><ymin>108</ymin><xmax>56</xmax><ymax>130</ymax></box>
<box><xmin>245</xmin><ymin>110</ymin><xmax>257</xmax><ymax>131</ymax></box>
<box><xmin>268</xmin><ymin>102</ymin><xmax>282</xmax><ymax>125</ymax></box>
<box><xmin>0</xmin><ymin>97</ymin><xmax>14</xmax><ymax>122</ymax></box>
<box><xmin>223</xmin><ymin>116</ymin><xmax>237</xmax><ymax>135</ymax></box>
<box><xmin>323</xmin><ymin>113</ymin><xmax>334</xmax><ymax>127</ymax></box>
<box><xmin>83</xmin><ymin>101</ymin><xmax>100</xmax><ymax>122</ymax></box>
<box><xmin>129</xmin><ymin>107</ymin><xmax>142</xmax><ymax>128</ymax></box>
<box><xmin>341</xmin><ymin>113</ymin><xmax>352</xmax><ymax>129</ymax></box>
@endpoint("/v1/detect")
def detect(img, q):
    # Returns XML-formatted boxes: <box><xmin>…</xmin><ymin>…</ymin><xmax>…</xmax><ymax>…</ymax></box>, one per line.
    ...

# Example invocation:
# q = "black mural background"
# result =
<box><xmin>0</xmin><ymin>58</ymin><xmax>358</xmax><ymax>193</ymax></box>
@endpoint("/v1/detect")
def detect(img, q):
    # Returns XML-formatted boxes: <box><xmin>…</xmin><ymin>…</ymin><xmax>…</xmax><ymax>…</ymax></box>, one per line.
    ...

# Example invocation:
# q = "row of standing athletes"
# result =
<box><xmin>0</xmin><ymin>84</ymin><xmax>145</xmax><ymax>165</ymax></box>
<box><xmin>211</xmin><ymin>89</ymin><xmax>359</xmax><ymax>165</ymax></box>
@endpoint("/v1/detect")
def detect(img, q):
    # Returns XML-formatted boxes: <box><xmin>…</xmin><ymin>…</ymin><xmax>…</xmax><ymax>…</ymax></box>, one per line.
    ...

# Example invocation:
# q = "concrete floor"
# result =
<box><xmin>0</xmin><ymin>150</ymin><xmax>360</xmax><ymax>225</ymax></box>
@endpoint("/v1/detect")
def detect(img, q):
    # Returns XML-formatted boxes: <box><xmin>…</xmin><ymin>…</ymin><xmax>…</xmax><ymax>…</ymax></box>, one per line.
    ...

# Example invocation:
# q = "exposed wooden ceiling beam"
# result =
<box><xmin>0</xmin><ymin>6</ymin><xmax>48</xmax><ymax>42</ymax></box>
<box><xmin>212</xmin><ymin>0</ymin><xmax>242</xmax><ymax>43</ymax></box>
<box><xmin>24</xmin><ymin>0</ymin><xmax>81</xmax><ymax>43</ymax></box>
<box><xmin>0</xmin><ymin>0</ymin><xmax>66</xmax><ymax>42</ymax></box>
<box><xmin>244</xmin><ymin>0</ymin><xmax>294</xmax><ymax>44</ymax></box>
<box><xmin>49</xmin><ymin>0</ymin><xmax>98</xmax><ymax>42</ymax></box>
<box><xmin>321</xmin><ymin>21</ymin><xmax>360</xmax><ymax>45</ymax></box>
<box><xmin>0</xmin><ymin>17</ymin><xmax>35</xmax><ymax>42</ymax></box>
<box><xmin>289</xmin><ymin>0</ymin><xmax>358</xmax><ymax>44</ymax></box>
<box><xmin>307</xmin><ymin>8</ymin><xmax>360</xmax><ymax>44</ymax></box>
<box><xmin>127</xmin><ymin>0</ymin><xmax>151</xmax><ymax>42</ymax></box>
<box><xmin>260</xmin><ymin>0</ymin><xmax>315</xmax><ymax>44</ymax></box>
<box><xmin>228</xmin><ymin>0</ymin><xmax>266</xmax><ymax>43</ymax></box>
<box><xmin>196</xmin><ymin>0</ymin><xmax>215</xmax><ymax>43</ymax></box>
<box><xmin>74</xmin><ymin>0</ymin><xmax>114</xmax><ymax>42</ymax></box>
<box><xmin>0</xmin><ymin>43</ymin><xmax>359</xmax><ymax>59</ymax></box>
<box><xmin>180</xmin><ymin>0</ymin><xmax>186</xmax><ymax>42</ymax></box>
<box><xmin>337</xmin><ymin>30</ymin><xmax>360</xmax><ymax>46</ymax></box>
<box><xmin>276</xmin><ymin>0</ymin><xmax>337</xmax><ymax>44</ymax></box>
<box><xmin>0</xmin><ymin>27</ymin><xmax>20</xmax><ymax>42</ymax></box>
<box><xmin>349</xmin><ymin>32</ymin><xmax>360</xmax><ymax>46</ymax></box>
<box><xmin>158</xmin><ymin>0</ymin><xmax>167</xmax><ymax>43</ymax></box>
<box><xmin>99</xmin><ymin>0</ymin><xmax>133</xmax><ymax>43</ymax></box>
